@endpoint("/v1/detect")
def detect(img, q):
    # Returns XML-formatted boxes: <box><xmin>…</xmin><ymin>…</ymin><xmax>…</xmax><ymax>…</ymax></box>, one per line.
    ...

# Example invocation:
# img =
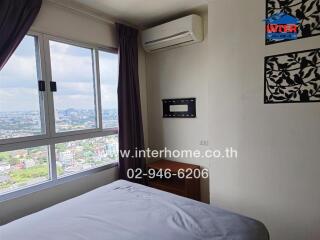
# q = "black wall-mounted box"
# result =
<box><xmin>162</xmin><ymin>98</ymin><xmax>196</xmax><ymax>118</ymax></box>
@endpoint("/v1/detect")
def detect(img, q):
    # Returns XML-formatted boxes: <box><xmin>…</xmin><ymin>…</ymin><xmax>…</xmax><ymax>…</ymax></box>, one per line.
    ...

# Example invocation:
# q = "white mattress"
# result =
<box><xmin>0</xmin><ymin>180</ymin><xmax>269</xmax><ymax>240</ymax></box>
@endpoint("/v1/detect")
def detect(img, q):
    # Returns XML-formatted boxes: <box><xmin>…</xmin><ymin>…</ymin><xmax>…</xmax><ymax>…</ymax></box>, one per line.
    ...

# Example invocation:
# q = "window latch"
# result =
<box><xmin>50</xmin><ymin>81</ymin><xmax>57</xmax><ymax>92</ymax></box>
<box><xmin>38</xmin><ymin>80</ymin><xmax>46</xmax><ymax>92</ymax></box>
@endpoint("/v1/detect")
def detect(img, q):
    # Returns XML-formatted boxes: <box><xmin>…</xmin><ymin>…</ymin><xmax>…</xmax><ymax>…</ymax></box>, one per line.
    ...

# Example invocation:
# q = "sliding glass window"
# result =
<box><xmin>99</xmin><ymin>50</ymin><xmax>119</xmax><ymax>129</ymax></box>
<box><xmin>0</xmin><ymin>33</ymin><xmax>119</xmax><ymax>198</ymax></box>
<box><xmin>0</xmin><ymin>35</ymin><xmax>45</xmax><ymax>140</ymax></box>
<box><xmin>49</xmin><ymin>41</ymin><xmax>97</xmax><ymax>133</ymax></box>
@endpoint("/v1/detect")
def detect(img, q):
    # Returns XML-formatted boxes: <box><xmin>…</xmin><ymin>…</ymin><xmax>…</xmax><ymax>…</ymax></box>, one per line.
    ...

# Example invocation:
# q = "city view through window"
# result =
<box><xmin>0</xmin><ymin>36</ymin><xmax>119</xmax><ymax>195</ymax></box>
<box><xmin>56</xmin><ymin>136</ymin><xmax>118</xmax><ymax>177</ymax></box>
<box><xmin>0</xmin><ymin>146</ymin><xmax>50</xmax><ymax>193</ymax></box>
<box><xmin>0</xmin><ymin>36</ymin><xmax>43</xmax><ymax>140</ymax></box>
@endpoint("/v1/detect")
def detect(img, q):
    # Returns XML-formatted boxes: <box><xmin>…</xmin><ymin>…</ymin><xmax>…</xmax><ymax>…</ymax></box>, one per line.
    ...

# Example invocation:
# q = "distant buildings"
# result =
<box><xmin>0</xmin><ymin>109</ymin><xmax>118</xmax><ymax>139</ymax></box>
<box><xmin>24</xmin><ymin>159</ymin><xmax>36</xmax><ymax>169</ymax></box>
<box><xmin>59</xmin><ymin>151</ymin><xmax>74</xmax><ymax>166</ymax></box>
<box><xmin>0</xmin><ymin>175</ymin><xmax>10</xmax><ymax>183</ymax></box>
<box><xmin>0</xmin><ymin>109</ymin><xmax>119</xmax><ymax>192</ymax></box>
<box><xmin>0</xmin><ymin>162</ymin><xmax>10</xmax><ymax>173</ymax></box>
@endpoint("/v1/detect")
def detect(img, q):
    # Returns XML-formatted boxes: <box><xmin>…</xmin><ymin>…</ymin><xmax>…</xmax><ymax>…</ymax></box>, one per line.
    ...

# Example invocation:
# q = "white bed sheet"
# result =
<box><xmin>0</xmin><ymin>180</ymin><xmax>269</xmax><ymax>240</ymax></box>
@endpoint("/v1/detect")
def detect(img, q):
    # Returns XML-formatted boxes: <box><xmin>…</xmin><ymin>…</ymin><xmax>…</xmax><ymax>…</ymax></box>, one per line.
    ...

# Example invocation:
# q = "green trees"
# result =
<box><xmin>0</xmin><ymin>152</ymin><xmax>19</xmax><ymax>165</ymax></box>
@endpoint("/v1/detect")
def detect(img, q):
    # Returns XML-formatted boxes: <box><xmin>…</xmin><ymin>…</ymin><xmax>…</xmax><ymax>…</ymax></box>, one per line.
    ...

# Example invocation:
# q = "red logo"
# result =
<box><xmin>266</xmin><ymin>24</ymin><xmax>298</xmax><ymax>33</ymax></box>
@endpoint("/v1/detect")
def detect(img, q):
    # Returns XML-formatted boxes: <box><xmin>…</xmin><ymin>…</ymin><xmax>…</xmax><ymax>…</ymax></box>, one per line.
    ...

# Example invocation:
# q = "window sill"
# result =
<box><xmin>0</xmin><ymin>162</ymin><xmax>118</xmax><ymax>203</ymax></box>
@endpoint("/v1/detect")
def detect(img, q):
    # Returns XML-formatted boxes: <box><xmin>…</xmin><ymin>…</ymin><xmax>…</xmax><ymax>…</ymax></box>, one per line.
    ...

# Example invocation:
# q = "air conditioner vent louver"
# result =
<box><xmin>144</xmin><ymin>31</ymin><xmax>190</xmax><ymax>45</ymax></box>
<box><xmin>142</xmin><ymin>15</ymin><xmax>203</xmax><ymax>53</ymax></box>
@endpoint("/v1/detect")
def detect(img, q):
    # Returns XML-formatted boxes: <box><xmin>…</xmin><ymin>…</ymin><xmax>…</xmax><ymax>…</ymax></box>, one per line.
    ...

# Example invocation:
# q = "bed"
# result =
<box><xmin>0</xmin><ymin>180</ymin><xmax>269</xmax><ymax>240</ymax></box>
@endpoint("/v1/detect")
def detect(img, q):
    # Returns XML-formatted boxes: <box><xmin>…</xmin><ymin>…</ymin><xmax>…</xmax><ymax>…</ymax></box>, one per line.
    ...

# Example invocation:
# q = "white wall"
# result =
<box><xmin>0</xmin><ymin>1</ymin><xmax>149</xmax><ymax>224</ymax></box>
<box><xmin>208</xmin><ymin>0</ymin><xmax>320</xmax><ymax>239</ymax></box>
<box><xmin>146</xmin><ymin>12</ymin><xmax>210</xmax><ymax>203</ymax></box>
<box><xmin>31</xmin><ymin>1</ymin><xmax>117</xmax><ymax>48</ymax></box>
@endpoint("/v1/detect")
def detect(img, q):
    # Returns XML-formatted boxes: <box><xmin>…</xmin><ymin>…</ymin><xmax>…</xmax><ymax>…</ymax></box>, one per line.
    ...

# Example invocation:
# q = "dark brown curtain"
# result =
<box><xmin>116</xmin><ymin>23</ymin><xmax>145</xmax><ymax>184</ymax></box>
<box><xmin>0</xmin><ymin>0</ymin><xmax>42</xmax><ymax>70</ymax></box>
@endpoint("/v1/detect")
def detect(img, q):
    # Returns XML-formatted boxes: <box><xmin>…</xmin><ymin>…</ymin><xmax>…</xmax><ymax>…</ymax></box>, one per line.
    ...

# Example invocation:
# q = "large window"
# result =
<box><xmin>0</xmin><ymin>35</ymin><xmax>44</xmax><ymax>139</ymax></box>
<box><xmin>0</xmin><ymin>33</ymin><xmax>119</xmax><ymax>197</ymax></box>
<box><xmin>49</xmin><ymin>41</ymin><xmax>97</xmax><ymax>132</ymax></box>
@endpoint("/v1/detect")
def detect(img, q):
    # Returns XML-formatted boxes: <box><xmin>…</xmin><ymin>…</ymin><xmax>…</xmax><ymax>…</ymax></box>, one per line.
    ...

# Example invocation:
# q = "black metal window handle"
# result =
<box><xmin>38</xmin><ymin>80</ymin><xmax>46</xmax><ymax>92</ymax></box>
<box><xmin>50</xmin><ymin>81</ymin><xmax>57</xmax><ymax>92</ymax></box>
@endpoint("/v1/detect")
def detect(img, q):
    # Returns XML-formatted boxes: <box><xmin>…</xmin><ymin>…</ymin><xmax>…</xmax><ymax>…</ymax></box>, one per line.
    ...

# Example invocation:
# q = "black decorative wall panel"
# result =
<box><xmin>266</xmin><ymin>0</ymin><xmax>320</xmax><ymax>44</ymax></box>
<box><xmin>264</xmin><ymin>48</ymin><xmax>320</xmax><ymax>103</ymax></box>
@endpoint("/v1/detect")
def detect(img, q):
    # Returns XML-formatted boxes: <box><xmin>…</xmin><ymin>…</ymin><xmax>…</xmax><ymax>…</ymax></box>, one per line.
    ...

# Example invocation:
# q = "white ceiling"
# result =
<box><xmin>64</xmin><ymin>0</ymin><xmax>208</xmax><ymax>28</ymax></box>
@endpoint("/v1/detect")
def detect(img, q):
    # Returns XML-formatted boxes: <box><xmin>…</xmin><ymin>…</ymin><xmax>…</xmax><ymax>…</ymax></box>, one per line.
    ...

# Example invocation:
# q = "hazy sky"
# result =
<box><xmin>0</xmin><ymin>35</ymin><xmax>118</xmax><ymax>112</ymax></box>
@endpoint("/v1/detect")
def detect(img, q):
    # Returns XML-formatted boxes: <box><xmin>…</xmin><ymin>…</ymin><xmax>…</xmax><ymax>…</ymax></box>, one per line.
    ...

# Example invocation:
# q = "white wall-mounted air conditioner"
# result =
<box><xmin>141</xmin><ymin>14</ymin><xmax>203</xmax><ymax>53</ymax></box>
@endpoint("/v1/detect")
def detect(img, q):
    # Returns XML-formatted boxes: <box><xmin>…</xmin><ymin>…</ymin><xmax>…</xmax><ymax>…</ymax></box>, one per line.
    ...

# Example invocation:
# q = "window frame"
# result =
<box><xmin>0</xmin><ymin>32</ymin><xmax>50</xmax><ymax>145</ymax></box>
<box><xmin>0</xmin><ymin>31</ymin><xmax>119</xmax><ymax>202</ymax></box>
<box><xmin>97</xmin><ymin>49</ymin><xmax>120</xmax><ymax>130</ymax></box>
